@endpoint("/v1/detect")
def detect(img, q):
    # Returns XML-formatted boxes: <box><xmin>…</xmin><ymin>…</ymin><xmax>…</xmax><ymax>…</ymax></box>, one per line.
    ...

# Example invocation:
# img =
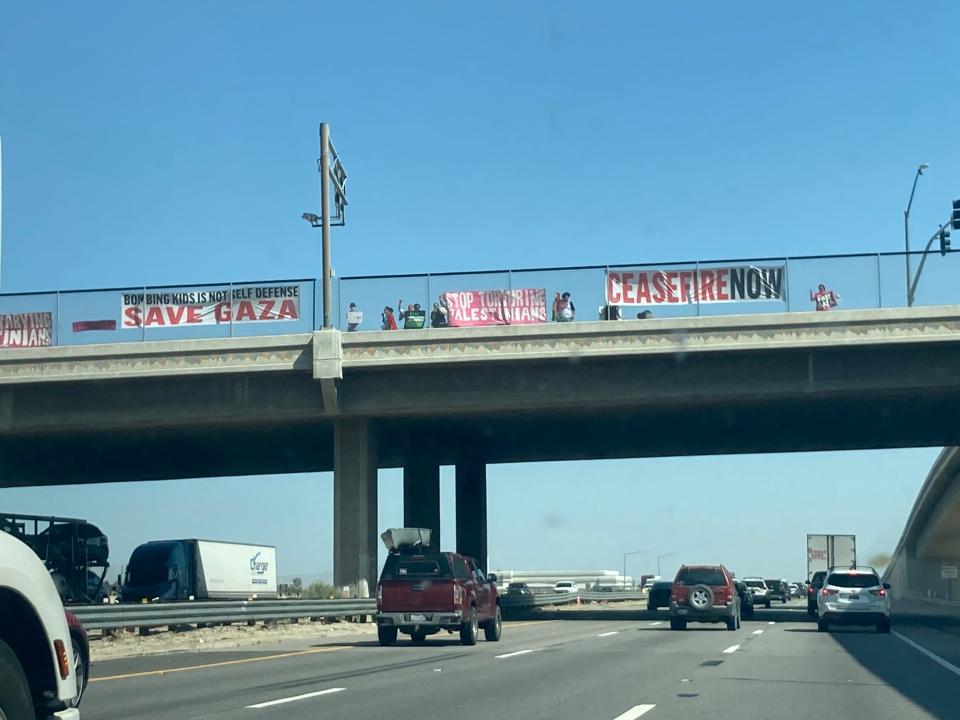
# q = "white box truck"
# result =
<box><xmin>121</xmin><ymin>539</ymin><xmax>278</xmax><ymax>601</ymax></box>
<box><xmin>807</xmin><ymin>534</ymin><xmax>857</xmax><ymax>579</ymax></box>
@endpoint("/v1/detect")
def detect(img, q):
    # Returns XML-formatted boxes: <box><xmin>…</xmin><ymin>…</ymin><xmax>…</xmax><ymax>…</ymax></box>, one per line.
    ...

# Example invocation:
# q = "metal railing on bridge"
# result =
<box><xmin>0</xmin><ymin>250</ymin><xmax>955</xmax><ymax>350</ymax></box>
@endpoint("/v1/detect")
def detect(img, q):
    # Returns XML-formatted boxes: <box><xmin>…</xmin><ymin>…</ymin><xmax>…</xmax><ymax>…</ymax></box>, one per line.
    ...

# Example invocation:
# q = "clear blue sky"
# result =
<box><xmin>0</xmin><ymin>2</ymin><xmax>953</xmax><ymax>581</ymax></box>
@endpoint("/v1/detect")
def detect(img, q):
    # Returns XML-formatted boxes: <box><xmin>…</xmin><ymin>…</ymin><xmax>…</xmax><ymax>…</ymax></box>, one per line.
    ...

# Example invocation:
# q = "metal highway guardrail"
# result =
<box><xmin>69</xmin><ymin>599</ymin><xmax>377</xmax><ymax>630</ymax></box>
<box><xmin>500</xmin><ymin>591</ymin><xmax>646</xmax><ymax>608</ymax></box>
<box><xmin>71</xmin><ymin>591</ymin><xmax>647</xmax><ymax>629</ymax></box>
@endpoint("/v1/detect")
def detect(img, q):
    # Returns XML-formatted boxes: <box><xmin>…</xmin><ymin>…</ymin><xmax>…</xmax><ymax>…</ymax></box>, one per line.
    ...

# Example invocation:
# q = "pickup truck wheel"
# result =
<box><xmin>484</xmin><ymin>605</ymin><xmax>502</xmax><ymax>641</ymax></box>
<box><xmin>460</xmin><ymin>607</ymin><xmax>478</xmax><ymax>646</ymax></box>
<box><xmin>377</xmin><ymin>626</ymin><xmax>398</xmax><ymax>646</ymax></box>
<box><xmin>0</xmin><ymin>638</ymin><xmax>34</xmax><ymax>720</ymax></box>
<box><xmin>669</xmin><ymin>618</ymin><xmax>686</xmax><ymax>630</ymax></box>
<box><xmin>410</xmin><ymin>631</ymin><xmax>428</xmax><ymax>644</ymax></box>
<box><xmin>66</xmin><ymin>637</ymin><xmax>88</xmax><ymax>707</ymax></box>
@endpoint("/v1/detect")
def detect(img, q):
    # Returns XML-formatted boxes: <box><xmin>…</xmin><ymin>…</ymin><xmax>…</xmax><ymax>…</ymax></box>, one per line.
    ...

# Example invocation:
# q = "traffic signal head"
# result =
<box><xmin>952</xmin><ymin>199</ymin><xmax>960</xmax><ymax>230</ymax></box>
<box><xmin>941</xmin><ymin>228</ymin><xmax>952</xmax><ymax>256</ymax></box>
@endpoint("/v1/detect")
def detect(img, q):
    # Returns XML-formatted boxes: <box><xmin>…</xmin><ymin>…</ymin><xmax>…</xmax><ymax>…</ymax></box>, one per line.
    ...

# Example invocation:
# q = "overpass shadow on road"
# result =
<box><xmin>824</xmin><ymin>623</ymin><xmax>957</xmax><ymax>719</ymax></box>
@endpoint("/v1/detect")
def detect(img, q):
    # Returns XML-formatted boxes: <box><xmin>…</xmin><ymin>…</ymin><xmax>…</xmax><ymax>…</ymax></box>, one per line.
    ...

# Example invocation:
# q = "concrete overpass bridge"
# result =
<box><xmin>886</xmin><ymin>447</ymin><xmax>960</xmax><ymax>609</ymax></box>
<box><xmin>5</xmin><ymin>305</ymin><xmax>960</xmax><ymax>591</ymax></box>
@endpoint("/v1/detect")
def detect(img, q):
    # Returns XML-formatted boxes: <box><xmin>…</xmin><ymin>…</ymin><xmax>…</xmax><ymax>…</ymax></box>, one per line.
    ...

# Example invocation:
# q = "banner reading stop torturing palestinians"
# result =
<box><xmin>0</xmin><ymin>312</ymin><xmax>53</xmax><ymax>348</ymax></box>
<box><xmin>442</xmin><ymin>288</ymin><xmax>547</xmax><ymax>327</ymax></box>
<box><xmin>605</xmin><ymin>265</ymin><xmax>785</xmax><ymax>306</ymax></box>
<box><xmin>121</xmin><ymin>284</ymin><xmax>301</xmax><ymax>329</ymax></box>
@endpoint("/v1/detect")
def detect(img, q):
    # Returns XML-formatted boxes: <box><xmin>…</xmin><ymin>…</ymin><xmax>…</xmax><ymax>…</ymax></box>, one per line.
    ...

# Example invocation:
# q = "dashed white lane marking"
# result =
<box><xmin>768</xmin><ymin>621</ymin><xmax>776</xmax><ymax>625</ymax></box>
<box><xmin>598</xmin><ymin>631</ymin><xmax>620</xmax><ymax>637</ymax></box>
<box><xmin>752</xmin><ymin>629</ymin><xmax>764</xmax><ymax>635</ymax></box>
<box><xmin>649</xmin><ymin>621</ymin><xmax>662</xmax><ymax>626</ymax></box>
<box><xmin>722</xmin><ymin>644</ymin><xmax>740</xmax><ymax>654</ymax></box>
<box><xmin>893</xmin><ymin>631</ymin><xmax>960</xmax><ymax>678</ymax></box>
<box><xmin>247</xmin><ymin>687</ymin><xmax>345</xmax><ymax>709</ymax></box>
<box><xmin>612</xmin><ymin>704</ymin><xmax>656</xmax><ymax>720</ymax></box>
<box><xmin>495</xmin><ymin>648</ymin><xmax>539</xmax><ymax>659</ymax></box>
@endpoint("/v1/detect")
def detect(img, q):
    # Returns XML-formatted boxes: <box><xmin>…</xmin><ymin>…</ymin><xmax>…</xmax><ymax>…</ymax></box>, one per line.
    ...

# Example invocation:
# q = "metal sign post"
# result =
<box><xmin>303</xmin><ymin>123</ymin><xmax>348</xmax><ymax>329</ymax></box>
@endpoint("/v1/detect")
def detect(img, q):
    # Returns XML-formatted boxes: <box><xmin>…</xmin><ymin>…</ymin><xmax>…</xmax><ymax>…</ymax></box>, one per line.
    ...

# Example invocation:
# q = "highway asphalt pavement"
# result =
<box><xmin>81</xmin><ymin>601</ymin><xmax>960</xmax><ymax>720</ymax></box>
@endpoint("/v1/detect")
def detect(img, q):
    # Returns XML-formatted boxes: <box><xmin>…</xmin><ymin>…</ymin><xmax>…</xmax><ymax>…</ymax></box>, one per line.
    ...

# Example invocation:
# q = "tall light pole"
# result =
<box><xmin>657</xmin><ymin>552</ymin><xmax>677</xmax><ymax>576</ymax></box>
<box><xmin>303</xmin><ymin>123</ymin><xmax>348</xmax><ymax>329</ymax></box>
<box><xmin>904</xmin><ymin>163</ymin><xmax>930</xmax><ymax>307</ymax></box>
<box><xmin>623</xmin><ymin>549</ymin><xmax>645</xmax><ymax>588</ymax></box>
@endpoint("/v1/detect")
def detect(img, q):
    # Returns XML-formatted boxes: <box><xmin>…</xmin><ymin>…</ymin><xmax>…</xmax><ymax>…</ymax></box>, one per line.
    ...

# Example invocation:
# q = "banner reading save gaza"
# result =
<box><xmin>605</xmin><ymin>265</ymin><xmax>785</xmax><ymax>306</ymax></box>
<box><xmin>121</xmin><ymin>283</ymin><xmax>301</xmax><ymax>329</ymax></box>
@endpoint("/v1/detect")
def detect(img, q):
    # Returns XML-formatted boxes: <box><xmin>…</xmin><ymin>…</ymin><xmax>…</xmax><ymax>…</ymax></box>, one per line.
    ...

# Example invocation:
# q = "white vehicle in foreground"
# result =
<box><xmin>553</xmin><ymin>580</ymin><xmax>578</xmax><ymax>594</ymax></box>
<box><xmin>0</xmin><ymin>532</ymin><xmax>80</xmax><ymax>720</ymax></box>
<box><xmin>816</xmin><ymin>566</ymin><xmax>891</xmax><ymax>634</ymax></box>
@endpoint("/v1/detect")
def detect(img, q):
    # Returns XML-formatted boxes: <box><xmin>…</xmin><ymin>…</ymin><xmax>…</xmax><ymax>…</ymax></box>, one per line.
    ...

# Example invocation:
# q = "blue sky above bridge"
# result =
<box><xmin>0</xmin><ymin>1</ymin><xmax>954</xmax><ymax>578</ymax></box>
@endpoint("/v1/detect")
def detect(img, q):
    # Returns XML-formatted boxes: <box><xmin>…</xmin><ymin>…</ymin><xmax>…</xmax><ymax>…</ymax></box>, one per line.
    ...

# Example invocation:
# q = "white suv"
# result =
<box><xmin>816</xmin><ymin>567</ymin><xmax>891</xmax><ymax>633</ymax></box>
<box><xmin>0</xmin><ymin>532</ymin><xmax>81</xmax><ymax>719</ymax></box>
<box><xmin>554</xmin><ymin>581</ymin><xmax>578</xmax><ymax>594</ymax></box>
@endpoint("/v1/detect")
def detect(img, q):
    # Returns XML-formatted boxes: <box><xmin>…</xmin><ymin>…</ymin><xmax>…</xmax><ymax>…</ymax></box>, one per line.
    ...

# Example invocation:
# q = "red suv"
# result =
<box><xmin>669</xmin><ymin>564</ymin><xmax>740</xmax><ymax>631</ymax></box>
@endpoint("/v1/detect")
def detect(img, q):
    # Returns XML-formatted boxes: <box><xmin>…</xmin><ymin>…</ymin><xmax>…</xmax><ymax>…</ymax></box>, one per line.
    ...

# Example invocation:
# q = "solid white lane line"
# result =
<box><xmin>598</xmin><ymin>631</ymin><xmax>619</xmax><ymax>637</ymax></box>
<box><xmin>649</xmin><ymin>621</ymin><xmax>662</xmax><ymax>626</ymax></box>
<box><xmin>612</xmin><ymin>704</ymin><xmax>656</xmax><ymax>720</ymax></box>
<box><xmin>752</xmin><ymin>629</ymin><xmax>764</xmax><ymax>635</ymax></box>
<box><xmin>246</xmin><ymin>687</ymin><xmax>344</xmax><ymax>709</ymax></box>
<box><xmin>893</xmin><ymin>631</ymin><xmax>960</xmax><ymax>678</ymax></box>
<box><xmin>495</xmin><ymin>648</ymin><xmax>539</xmax><ymax>659</ymax></box>
<box><xmin>722</xmin><ymin>644</ymin><xmax>740</xmax><ymax>654</ymax></box>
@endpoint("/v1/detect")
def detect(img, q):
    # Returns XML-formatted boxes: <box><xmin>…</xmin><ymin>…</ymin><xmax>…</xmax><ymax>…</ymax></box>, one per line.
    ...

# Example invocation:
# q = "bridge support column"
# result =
<box><xmin>456</xmin><ymin>460</ymin><xmax>487</xmax><ymax>572</ymax></box>
<box><xmin>333</xmin><ymin>419</ymin><xmax>378</xmax><ymax>596</ymax></box>
<box><xmin>403</xmin><ymin>455</ymin><xmax>441</xmax><ymax>547</ymax></box>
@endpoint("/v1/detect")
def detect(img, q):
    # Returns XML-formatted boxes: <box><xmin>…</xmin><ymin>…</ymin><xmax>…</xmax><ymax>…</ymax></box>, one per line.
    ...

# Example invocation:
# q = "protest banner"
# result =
<box><xmin>443</xmin><ymin>288</ymin><xmax>547</xmax><ymax>327</ymax></box>
<box><xmin>605</xmin><ymin>265</ymin><xmax>785</xmax><ymax>306</ymax></box>
<box><xmin>121</xmin><ymin>283</ymin><xmax>301</xmax><ymax>329</ymax></box>
<box><xmin>0</xmin><ymin>312</ymin><xmax>52</xmax><ymax>348</ymax></box>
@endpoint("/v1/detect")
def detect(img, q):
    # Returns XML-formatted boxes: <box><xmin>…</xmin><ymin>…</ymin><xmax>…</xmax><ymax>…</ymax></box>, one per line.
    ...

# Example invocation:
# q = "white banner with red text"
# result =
<box><xmin>121</xmin><ymin>284</ymin><xmax>302</xmax><ymax>329</ymax></box>
<box><xmin>605</xmin><ymin>265</ymin><xmax>785</xmax><ymax>306</ymax></box>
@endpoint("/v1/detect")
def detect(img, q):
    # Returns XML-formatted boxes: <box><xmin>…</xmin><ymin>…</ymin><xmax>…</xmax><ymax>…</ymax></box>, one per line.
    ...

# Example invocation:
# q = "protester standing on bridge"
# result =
<box><xmin>381</xmin><ymin>306</ymin><xmax>398</xmax><ymax>330</ymax></box>
<box><xmin>346</xmin><ymin>302</ymin><xmax>362</xmax><ymax>332</ymax></box>
<box><xmin>810</xmin><ymin>284</ymin><xmax>840</xmax><ymax>311</ymax></box>
<box><xmin>553</xmin><ymin>291</ymin><xmax>575</xmax><ymax>322</ymax></box>
<box><xmin>431</xmin><ymin>299</ymin><xmax>449</xmax><ymax>328</ymax></box>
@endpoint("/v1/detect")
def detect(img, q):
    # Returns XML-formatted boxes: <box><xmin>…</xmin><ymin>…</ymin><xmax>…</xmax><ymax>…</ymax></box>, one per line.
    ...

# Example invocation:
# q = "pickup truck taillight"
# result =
<box><xmin>377</xmin><ymin>584</ymin><xmax>383</xmax><ymax>608</ymax></box>
<box><xmin>453</xmin><ymin>584</ymin><xmax>463</xmax><ymax>605</ymax></box>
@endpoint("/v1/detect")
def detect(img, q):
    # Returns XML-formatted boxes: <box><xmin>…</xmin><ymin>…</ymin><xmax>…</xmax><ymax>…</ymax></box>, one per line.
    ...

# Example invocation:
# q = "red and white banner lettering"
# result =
<box><xmin>605</xmin><ymin>265</ymin><xmax>785</xmax><ymax>306</ymax></box>
<box><xmin>0</xmin><ymin>312</ymin><xmax>53</xmax><ymax>348</ymax></box>
<box><xmin>443</xmin><ymin>288</ymin><xmax>547</xmax><ymax>327</ymax></box>
<box><xmin>121</xmin><ymin>284</ymin><xmax>301</xmax><ymax>329</ymax></box>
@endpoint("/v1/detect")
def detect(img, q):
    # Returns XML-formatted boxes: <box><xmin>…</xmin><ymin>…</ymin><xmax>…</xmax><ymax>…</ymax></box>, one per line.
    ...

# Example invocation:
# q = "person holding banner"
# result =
<box><xmin>381</xmin><ymin>306</ymin><xmax>398</xmax><ymax>330</ymax></box>
<box><xmin>552</xmin><ymin>291</ymin><xmax>576</xmax><ymax>322</ymax></box>
<box><xmin>346</xmin><ymin>303</ymin><xmax>362</xmax><ymax>331</ymax></box>
<box><xmin>809</xmin><ymin>284</ymin><xmax>840</xmax><ymax>312</ymax></box>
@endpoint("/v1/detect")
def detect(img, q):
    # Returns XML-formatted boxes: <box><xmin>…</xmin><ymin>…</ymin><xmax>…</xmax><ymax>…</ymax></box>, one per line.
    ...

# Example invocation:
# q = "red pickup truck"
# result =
<box><xmin>376</xmin><ymin>543</ymin><xmax>502</xmax><ymax>646</ymax></box>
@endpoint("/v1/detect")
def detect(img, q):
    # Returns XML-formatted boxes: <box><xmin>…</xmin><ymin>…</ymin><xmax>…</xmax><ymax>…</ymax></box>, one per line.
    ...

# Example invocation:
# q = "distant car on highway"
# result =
<box><xmin>743</xmin><ymin>577</ymin><xmax>772</xmax><ymax>608</ymax></box>
<box><xmin>816</xmin><ymin>567</ymin><xmax>891</xmax><ymax>633</ymax></box>
<box><xmin>765</xmin><ymin>578</ymin><xmax>789</xmax><ymax>604</ymax></box>
<box><xmin>646</xmin><ymin>580</ymin><xmax>672</xmax><ymax>611</ymax></box>
<box><xmin>669</xmin><ymin>564</ymin><xmax>740</xmax><ymax>631</ymax></box>
<box><xmin>376</xmin><ymin>528</ymin><xmax>501</xmax><ymax>646</ymax></box>
<box><xmin>807</xmin><ymin>571</ymin><xmax>827</xmax><ymax>616</ymax></box>
<box><xmin>554</xmin><ymin>580</ymin><xmax>578</xmax><ymax>594</ymax></box>
<box><xmin>733</xmin><ymin>579</ymin><xmax>755</xmax><ymax>619</ymax></box>
<box><xmin>788</xmin><ymin>582</ymin><xmax>800</xmax><ymax>598</ymax></box>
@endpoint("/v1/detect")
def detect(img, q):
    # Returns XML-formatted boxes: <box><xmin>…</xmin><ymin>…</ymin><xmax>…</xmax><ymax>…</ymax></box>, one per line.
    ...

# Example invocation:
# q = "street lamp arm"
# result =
<box><xmin>908</xmin><ymin>217</ymin><xmax>950</xmax><ymax>305</ymax></box>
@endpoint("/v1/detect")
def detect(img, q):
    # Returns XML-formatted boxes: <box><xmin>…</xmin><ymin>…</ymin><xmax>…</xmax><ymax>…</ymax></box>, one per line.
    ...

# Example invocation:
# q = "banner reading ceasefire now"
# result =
<box><xmin>605</xmin><ymin>265</ymin><xmax>785</xmax><ymax>306</ymax></box>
